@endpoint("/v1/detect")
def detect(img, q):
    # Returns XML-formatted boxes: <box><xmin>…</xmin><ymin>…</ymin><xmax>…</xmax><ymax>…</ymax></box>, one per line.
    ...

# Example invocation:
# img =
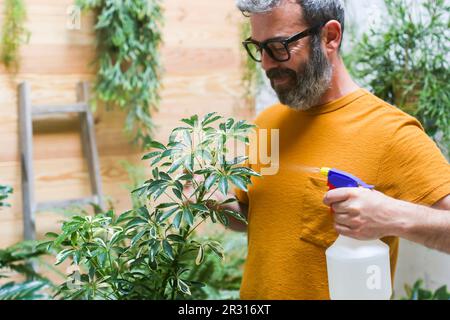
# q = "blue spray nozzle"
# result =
<box><xmin>321</xmin><ymin>168</ymin><xmax>374</xmax><ymax>190</ymax></box>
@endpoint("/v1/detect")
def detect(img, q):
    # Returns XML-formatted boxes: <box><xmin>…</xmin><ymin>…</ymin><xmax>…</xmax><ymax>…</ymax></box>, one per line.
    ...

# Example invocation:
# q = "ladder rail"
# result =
<box><xmin>18</xmin><ymin>81</ymin><xmax>104</xmax><ymax>241</ymax></box>
<box><xmin>19</xmin><ymin>82</ymin><xmax>36</xmax><ymax>241</ymax></box>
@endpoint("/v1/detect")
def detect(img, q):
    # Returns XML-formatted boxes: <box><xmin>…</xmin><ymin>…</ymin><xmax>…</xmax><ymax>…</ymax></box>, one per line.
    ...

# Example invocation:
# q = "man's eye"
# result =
<box><xmin>269</xmin><ymin>44</ymin><xmax>285</xmax><ymax>51</ymax></box>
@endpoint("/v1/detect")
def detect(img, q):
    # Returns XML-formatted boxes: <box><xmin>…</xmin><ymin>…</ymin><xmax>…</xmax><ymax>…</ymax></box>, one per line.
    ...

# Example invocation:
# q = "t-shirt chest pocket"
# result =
<box><xmin>300</xmin><ymin>175</ymin><xmax>338</xmax><ymax>248</ymax></box>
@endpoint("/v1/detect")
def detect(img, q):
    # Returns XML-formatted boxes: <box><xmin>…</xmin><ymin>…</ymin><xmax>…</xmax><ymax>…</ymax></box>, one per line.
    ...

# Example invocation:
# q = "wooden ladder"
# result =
<box><xmin>18</xmin><ymin>81</ymin><xmax>104</xmax><ymax>240</ymax></box>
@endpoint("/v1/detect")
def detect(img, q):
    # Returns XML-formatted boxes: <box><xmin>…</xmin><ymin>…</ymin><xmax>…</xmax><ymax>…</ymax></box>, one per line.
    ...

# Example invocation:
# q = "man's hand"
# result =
<box><xmin>323</xmin><ymin>188</ymin><xmax>402</xmax><ymax>240</ymax></box>
<box><xmin>181</xmin><ymin>173</ymin><xmax>248</xmax><ymax>232</ymax></box>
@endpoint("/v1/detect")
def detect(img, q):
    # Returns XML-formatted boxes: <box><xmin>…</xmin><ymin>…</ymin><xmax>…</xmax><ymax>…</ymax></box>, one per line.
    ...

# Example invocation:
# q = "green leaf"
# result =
<box><xmin>189</xmin><ymin>203</ymin><xmax>209</xmax><ymax>213</ymax></box>
<box><xmin>177</xmin><ymin>279</ymin><xmax>191</xmax><ymax>295</ymax></box>
<box><xmin>229</xmin><ymin>175</ymin><xmax>248</xmax><ymax>192</ymax></box>
<box><xmin>201</xmin><ymin>113</ymin><xmax>222</xmax><ymax>127</ymax></box>
<box><xmin>181</xmin><ymin>115</ymin><xmax>198</xmax><ymax>127</ymax></box>
<box><xmin>125</xmin><ymin>217</ymin><xmax>148</xmax><ymax>229</ymax></box>
<box><xmin>432</xmin><ymin>286</ymin><xmax>449</xmax><ymax>300</ymax></box>
<box><xmin>204</xmin><ymin>174</ymin><xmax>218</xmax><ymax>190</ymax></box>
<box><xmin>55</xmin><ymin>249</ymin><xmax>74</xmax><ymax>266</ymax></box>
<box><xmin>182</xmin><ymin>206</ymin><xmax>194</xmax><ymax>227</ymax></box>
<box><xmin>206</xmin><ymin>242</ymin><xmax>224</xmax><ymax>260</ymax></box>
<box><xmin>131</xmin><ymin>230</ymin><xmax>147</xmax><ymax>247</ymax></box>
<box><xmin>162</xmin><ymin>240</ymin><xmax>174</xmax><ymax>260</ymax></box>
<box><xmin>156</xmin><ymin>202</ymin><xmax>178</xmax><ymax>209</ymax></box>
<box><xmin>45</xmin><ymin>232</ymin><xmax>59</xmax><ymax>239</ymax></box>
<box><xmin>218</xmin><ymin>176</ymin><xmax>229</xmax><ymax>196</ymax></box>
<box><xmin>172</xmin><ymin>188</ymin><xmax>183</xmax><ymax>201</ymax></box>
<box><xmin>158</xmin><ymin>207</ymin><xmax>179</xmax><ymax>223</ymax></box>
<box><xmin>195</xmin><ymin>245</ymin><xmax>204</xmax><ymax>265</ymax></box>
<box><xmin>221</xmin><ymin>198</ymin><xmax>237</xmax><ymax>205</ymax></box>
<box><xmin>223</xmin><ymin>209</ymin><xmax>247</xmax><ymax>223</ymax></box>
<box><xmin>173</xmin><ymin>211</ymin><xmax>183</xmax><ymax>229</ymax></box>
<box><xmin>142</xmin><ymin>151</ymin><xmax>161</xmax><ymax>160</ymax></box>
<box><xmin>136</xmin><ymin>206</ymin><xmax>150</xmax><ymax>219</ymax></box>
<box><xmin>216</xmin><ymin>211</ymin><xmax>229</xmax><ymax>227</ymax></box>
<box><xmin>148</xmin><ymin>140</ymin><xmax>166</xmax><ymax>150</ymax></box>
<box><xmin>168</xmin><ymin>158</ymin><xmax>184</xmax><ymax>174</ymax></box>
<box><xmin>166</xmin><ymin>234</ymin><xmax>184</xmax><ymax>244</ymax></box>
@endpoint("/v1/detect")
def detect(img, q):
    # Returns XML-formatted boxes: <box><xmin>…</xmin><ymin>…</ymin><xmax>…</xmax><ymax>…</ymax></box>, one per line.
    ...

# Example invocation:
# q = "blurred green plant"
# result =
<box><xmin>41</xmin><ymin>113</ymin><xmax>259</xmax><ymax>300</ymax></box>
<box><xmin>0</xmin><ymin>0</ymin><xmax>29</xmax><ymax>71</ymax></box>
<box><xmin>344</xmin><ymin>0</ymin><xmax>450</xmax><ymax>155</ymax></box>
<box><xmin>0</xmin><ymin>241</ymin><xmax>54</xmax><ymax>300</ymax></box>
<box><xmin>0</xmin><ymin>186</ymin><xmax>54</xmax><ymax>300</ymax></box>
<box><xmin>120</xmin><ymin>160</ymin><xmax>148</xmax><ymax>210</ymax></box>
<box><xmin>239</xmin><ymin>19</ymin><xmax>263</xmax><ymax>108</ymax></box>
<box><xmin>0</xmin><ymin>185</ymin><xmax>13</xmax><ymax>208</ymax></box>
<box><xmin>187</xmin><ymin>230</ymin><xmax>247</xmax><ymax>300</ymax></box>
<box><xmin>76</xmin><ymin>0</ymin><xmax>164</xmax><ymax>149</ymax></box>
<box><xmin>402</xmin><ymin>279</ymin><xmax>450</xmax><ymax>300</ymax></box>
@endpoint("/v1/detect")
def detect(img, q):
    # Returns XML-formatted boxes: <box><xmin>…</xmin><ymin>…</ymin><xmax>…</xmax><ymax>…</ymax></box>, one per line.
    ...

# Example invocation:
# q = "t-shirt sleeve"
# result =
<box><xmin>234</xmin><ymin>185</ymin><xmax>249</xmax><ymax>204</ymax></box>
<box><xmin>376</xmin><ymin>119</ymin><xmax>450</xmax><ymax>206</ymax></box>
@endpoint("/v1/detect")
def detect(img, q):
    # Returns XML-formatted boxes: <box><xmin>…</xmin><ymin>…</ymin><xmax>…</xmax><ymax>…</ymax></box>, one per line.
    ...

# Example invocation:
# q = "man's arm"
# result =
<box><xmin>393</xmin><ymin>195</ymin><xmax>450</xmax><ymax>254</ymax></box>
<box><xmin>433</xmin><ymin>195</ymin><xmax>450</xmax><ymax>210</ymax></box>
<box><xmin>323</xmin><ymin>189</ymin><xmax>450</xmax><ymax>254</ymax></box>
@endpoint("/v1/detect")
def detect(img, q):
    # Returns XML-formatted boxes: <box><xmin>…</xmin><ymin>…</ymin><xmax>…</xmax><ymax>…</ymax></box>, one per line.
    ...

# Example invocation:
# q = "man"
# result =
<box><xmin>323</xmin><ymin>187</ymin><xmax>450</xmax><ymax>255</ymax></box>
<box><xmin>205</xmin><ymin>0</ymin><xmax>450</xmax><ymax>299</ymax></box>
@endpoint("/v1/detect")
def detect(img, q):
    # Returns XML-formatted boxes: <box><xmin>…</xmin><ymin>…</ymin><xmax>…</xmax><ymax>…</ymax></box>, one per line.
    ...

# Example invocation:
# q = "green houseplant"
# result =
<box><xmin>41</xmin><ymin>113</ymin><xmax>260</xmax><ymax>300</ymax></box>
<box><xmin>0</xmin><ymin>186</ymin><xmax>54</xmax><ymax>300</ymax></box>
<box><xmin>0</xmin><ymin>0</ymin><xmax>29</xmax><ymax>71</ymax></box>
<box><xmin>76</xmin><ymin>0</ymin><xmax>164</xmax><ymax>148</ymax></box>
<box><xmin>344</xmin><ymin>0</ymin><xmax>450</xmax><ymax>155</ymax></box>
<box><xmin>402</xmin><ymin>279</ymin><xmax>450</xmax><ymax>300</ymax></box>
<box><xmin>0</xmin><ymin>242</ymin><xmax>53</xmax><ymax>300</ymax></box>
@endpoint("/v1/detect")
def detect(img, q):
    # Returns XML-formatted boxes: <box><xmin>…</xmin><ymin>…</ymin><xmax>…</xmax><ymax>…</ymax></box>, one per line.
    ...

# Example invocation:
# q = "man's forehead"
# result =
<box><xmin>249</xmin><ymin>2</ymin><xmax>306</xmax><ymax>41</ymax></box>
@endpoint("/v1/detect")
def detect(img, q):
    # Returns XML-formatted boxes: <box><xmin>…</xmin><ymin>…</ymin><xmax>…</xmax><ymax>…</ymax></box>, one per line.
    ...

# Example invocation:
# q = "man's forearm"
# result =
<box><xmin>391</xmin><ymin>200</ymin><xmax>450</xmax><ymax>254</ymax></box>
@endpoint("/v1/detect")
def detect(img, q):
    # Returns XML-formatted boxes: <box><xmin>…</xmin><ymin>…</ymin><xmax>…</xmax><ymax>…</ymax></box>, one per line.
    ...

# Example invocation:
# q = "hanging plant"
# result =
<box><xmin>0</xmin><ymin>0</ymin><xmax>29</xmax><ymax>71</ymax></box>
<box><xmin>76</xmin><ymin>0</ymin><xmax>164</xmax><ymax>149</ymax></box>
<box><xmin>239</xmin><ymin>19</ymin><xmax>263</xmax><ymax>109</ymax></box>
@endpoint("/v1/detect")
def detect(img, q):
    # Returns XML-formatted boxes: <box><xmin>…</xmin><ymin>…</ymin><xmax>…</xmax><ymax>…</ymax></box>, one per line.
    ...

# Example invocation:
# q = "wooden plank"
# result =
<box><xmin>77</xmin><ymin>82</ymin><xmax>104</xmax><ymax>208</ymax></box>
<box><xmin>18</xmin><ymin>82</ymin><xmax>35</xmax><ymax>240</ymax></box>
<box><xmin>32</xmin><ymin>103</ymin><xmax>87</xmax><ymax>115</ymax></box>
<box><xmin>0</xmin><ymin>0</ymin><xmax>253</xmax><ymax>245</ymax></box>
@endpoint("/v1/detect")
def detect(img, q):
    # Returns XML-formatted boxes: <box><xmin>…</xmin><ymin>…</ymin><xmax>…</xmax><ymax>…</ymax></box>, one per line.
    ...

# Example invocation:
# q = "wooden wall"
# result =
<box><xmin>0</xmin><ymin>0</ymin><xmax>252</xmax><ymax>247</ymax></box>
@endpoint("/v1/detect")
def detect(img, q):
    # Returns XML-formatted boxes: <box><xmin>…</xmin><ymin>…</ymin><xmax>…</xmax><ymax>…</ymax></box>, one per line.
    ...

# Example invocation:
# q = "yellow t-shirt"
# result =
<box><xmin>235</xmin><ymin>89</ymin><xmax>450</xmax><ymax>300</ymax></box>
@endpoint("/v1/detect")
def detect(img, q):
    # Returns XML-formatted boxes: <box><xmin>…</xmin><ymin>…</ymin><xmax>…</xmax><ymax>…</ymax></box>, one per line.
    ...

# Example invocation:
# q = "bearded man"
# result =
<box><xmin>200</xmin><ymin>0</ymin><xmax>450</xmax><ymax>300</ymax></box>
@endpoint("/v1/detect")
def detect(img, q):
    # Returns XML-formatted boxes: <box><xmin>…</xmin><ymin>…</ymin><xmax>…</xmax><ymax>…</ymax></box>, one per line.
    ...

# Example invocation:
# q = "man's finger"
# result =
<box><xmin>334</xmin><ymin>223</ymin><xmax>354</xmax><ymax>237</ymax></box>
<box><xmin>334</xmin><ymin>212</ymin><xmax>359</xmax><ymax>228</ymax></box>
<box><xmin>323</xmin><ymin>188</ymin><xmax>355</xmax><ymax>206</ymax></box>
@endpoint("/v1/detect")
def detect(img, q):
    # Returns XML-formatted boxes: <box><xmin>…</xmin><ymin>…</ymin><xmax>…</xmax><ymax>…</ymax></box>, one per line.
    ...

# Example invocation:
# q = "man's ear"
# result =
<box><xmin>322</xmin><ymin>20</ymin><xmax>342</xmax><ymax>55</ymax></box>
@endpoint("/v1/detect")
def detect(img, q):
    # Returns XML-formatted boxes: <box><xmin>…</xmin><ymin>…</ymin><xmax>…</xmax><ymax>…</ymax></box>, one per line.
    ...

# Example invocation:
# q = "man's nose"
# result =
<box><xmin>261</xmin><ymin>50</ymin><xmax>279</xmax><ymax>71</ymax></box>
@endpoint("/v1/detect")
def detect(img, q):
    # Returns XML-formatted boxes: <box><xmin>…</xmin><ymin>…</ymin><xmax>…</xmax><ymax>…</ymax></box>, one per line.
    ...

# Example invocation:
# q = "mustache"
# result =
<box><xmin>266</xmin><ymin>68</ymin><xmax>297</xmax><ymax>80</ymax></box>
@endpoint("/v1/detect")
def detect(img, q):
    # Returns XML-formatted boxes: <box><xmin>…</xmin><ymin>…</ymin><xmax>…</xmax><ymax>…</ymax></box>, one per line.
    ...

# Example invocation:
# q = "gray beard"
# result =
<box><xmin>272</xmin><ymin>37</ymin><xmax>333</xmax><ymax>111</ymax></box>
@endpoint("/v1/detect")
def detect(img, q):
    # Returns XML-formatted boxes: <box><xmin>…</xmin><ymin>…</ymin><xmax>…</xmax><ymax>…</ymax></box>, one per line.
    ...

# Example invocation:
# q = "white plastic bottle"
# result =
<box><xmin>326</xmin><ymin>235</ymin><xmax>392</xmax><ymax>300</ymax></box>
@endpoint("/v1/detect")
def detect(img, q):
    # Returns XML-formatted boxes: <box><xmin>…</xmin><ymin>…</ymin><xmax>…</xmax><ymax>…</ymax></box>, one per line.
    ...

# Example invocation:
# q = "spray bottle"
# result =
<box><xmin>320</xmin><ymin>168</ymin><xmax>392</xmax><ymax>300</ymax></box>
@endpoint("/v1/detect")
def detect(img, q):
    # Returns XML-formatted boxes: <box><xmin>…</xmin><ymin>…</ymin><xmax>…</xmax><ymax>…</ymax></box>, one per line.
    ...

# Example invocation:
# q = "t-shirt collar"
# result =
<box><xmin>302</xmin><ymin>88</ymin><xmax>368</xmax><ymax>115</ymax></box>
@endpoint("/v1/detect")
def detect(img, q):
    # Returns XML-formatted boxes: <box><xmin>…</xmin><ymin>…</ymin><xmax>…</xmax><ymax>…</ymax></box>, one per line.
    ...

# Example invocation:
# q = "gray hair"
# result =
<box><xmin>236</xmin><ymin>0</ymin><xmax>345</xmax><ymax>46</ymax></box>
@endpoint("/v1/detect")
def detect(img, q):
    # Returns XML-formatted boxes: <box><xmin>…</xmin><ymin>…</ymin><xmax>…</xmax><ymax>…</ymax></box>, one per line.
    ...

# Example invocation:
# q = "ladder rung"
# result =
<box><xmin>36</xmin><ymin>196</ymin><xmax>100</xmax><ymax>212</ymax></box>
<box><xmin>32</xmin><ymin>103</ymin><xmax>88</xmax><ymax>116</ymax></box>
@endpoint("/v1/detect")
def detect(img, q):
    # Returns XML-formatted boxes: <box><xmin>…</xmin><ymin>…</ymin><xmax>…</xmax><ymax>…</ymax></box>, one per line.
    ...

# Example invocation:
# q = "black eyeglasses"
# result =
<box><xmin>242</xmin><ymin>22</ymin><xmax>327</xmax><ymax>63</ymax></box>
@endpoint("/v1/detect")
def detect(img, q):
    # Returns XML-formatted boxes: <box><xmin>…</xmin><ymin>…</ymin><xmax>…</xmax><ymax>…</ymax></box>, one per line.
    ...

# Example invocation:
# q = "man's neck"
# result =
<box><xmin>317</xmin><ymin>57</ymin><xmax>360</xmax><ymax>106</ymax></box>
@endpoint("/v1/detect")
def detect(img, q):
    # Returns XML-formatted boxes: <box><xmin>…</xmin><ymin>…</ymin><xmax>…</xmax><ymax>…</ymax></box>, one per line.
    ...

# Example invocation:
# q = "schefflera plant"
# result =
<box><xmin>43</xmin><ymin>113</ymin><xmax>260</xmax><ymax>300</ymax></box>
